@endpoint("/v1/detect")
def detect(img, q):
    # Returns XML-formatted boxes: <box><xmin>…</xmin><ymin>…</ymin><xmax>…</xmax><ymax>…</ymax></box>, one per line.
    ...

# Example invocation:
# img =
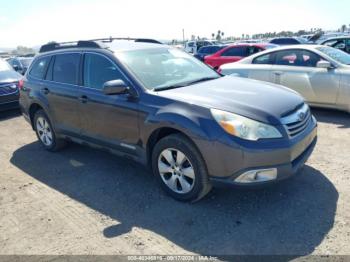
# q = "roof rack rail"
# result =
<box><xmin>39</xmin><ymin>40</ymin><xmax>106</xmax><ymax>53</ymax></box>
<box><xmin>88</xmin><ymin>37</ymin><xmax>163</xmax><ymax>44</ymax></box>
<box><xmin>39</xmin><ymin>37</ymin><xmax>163</xmax><ymax>53</ymax></box>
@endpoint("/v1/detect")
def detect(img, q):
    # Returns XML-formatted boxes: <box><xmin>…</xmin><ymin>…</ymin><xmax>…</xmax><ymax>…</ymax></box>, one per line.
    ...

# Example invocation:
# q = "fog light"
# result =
<box><xmin>234</xmin><ymin>168</ymin><xmax>277</xmax><ymax>184</ymax></box>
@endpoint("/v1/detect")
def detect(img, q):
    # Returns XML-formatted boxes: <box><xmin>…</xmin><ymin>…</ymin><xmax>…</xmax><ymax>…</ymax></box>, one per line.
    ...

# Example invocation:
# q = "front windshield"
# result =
<box><xmin>117</xmin><ymin>48</ymin><xmax>220</xmax><ymax>90</ymax></box>
<box><xmin>0</xmin><ymin>59</ymin><xmax>12</xmax><ymax>72</ymax></box>
<box><xmin>317</xmin><ymin>46</ymin><xmax>350</xmax><ymax>65</ymax></box>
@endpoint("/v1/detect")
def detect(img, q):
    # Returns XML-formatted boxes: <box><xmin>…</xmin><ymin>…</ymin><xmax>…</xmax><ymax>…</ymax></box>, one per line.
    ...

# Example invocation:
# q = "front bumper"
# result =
<box><xmin>200</xmin><ymin>116</ymin><xmax>318</xmax><ymax>187</ymax></box>
<box><xmin>209</xmin><ymin>134</ymin><xmax>317</xmax><ymax>187</ymax></box>
<box><xmin>0</xmin><ymin>100</ymin><xmax>19</xmax><ymax>111</ymax></box>
<box><xmin>0</xmin><ymin>91</ymin><xmax>19</xmax><ymax>111</ymax></box>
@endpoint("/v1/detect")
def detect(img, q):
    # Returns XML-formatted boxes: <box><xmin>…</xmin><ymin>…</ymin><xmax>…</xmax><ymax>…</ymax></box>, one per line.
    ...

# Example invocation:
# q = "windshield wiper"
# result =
<box><xmin>184</xmin><ymin>76</ymin><xmax>220</xmax><ymax>86</ymax></box>
<box><xmin>153</xmin><ymin>83</ymin><xmax>187</xmax><ymax>91</ymax></box>
<box><xmin>154</xmin><ymin>76</ymin><xmax>219</xmax><ymax>92</ymax></box>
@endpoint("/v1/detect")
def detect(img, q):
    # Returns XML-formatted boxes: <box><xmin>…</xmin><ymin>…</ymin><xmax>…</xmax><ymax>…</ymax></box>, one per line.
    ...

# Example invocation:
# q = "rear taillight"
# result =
<box><xmin>18</xmin><ymin>79</ymin><xmax>24</xmax><ymax>90</ymax></box>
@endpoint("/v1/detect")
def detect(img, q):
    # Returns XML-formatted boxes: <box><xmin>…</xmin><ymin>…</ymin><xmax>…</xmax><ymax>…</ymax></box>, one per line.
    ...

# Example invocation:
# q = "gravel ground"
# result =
<box><xmin>0</xmin><ymin>108</ymin><xmax>349</xmax><ymax>257</ymax></box>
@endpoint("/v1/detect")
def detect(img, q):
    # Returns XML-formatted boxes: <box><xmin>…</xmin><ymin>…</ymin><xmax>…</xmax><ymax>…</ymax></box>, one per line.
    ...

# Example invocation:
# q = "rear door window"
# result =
<box><xmin>53</xmin><ymin>53</ymin><xmax>80</xmax><ymax>85</ymax></box>
<box><xmin>275</xmin><ymin>50</ymin><xmax>321</xmax><ymax>67</ymax></box>
<box><xmin>29</xmin><ymin>56</ymin><xmax>51</xmax><ymax>79</ymax></box>
<box><xmin>253</xmin><ymin>53</ymin><xmax>274</xmax><ymax>64</ymax></box>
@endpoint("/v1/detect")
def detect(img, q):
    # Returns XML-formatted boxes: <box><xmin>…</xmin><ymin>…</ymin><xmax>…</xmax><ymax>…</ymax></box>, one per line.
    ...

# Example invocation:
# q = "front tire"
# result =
<box><xmin>34</xmin><ymin>110</ymin><xmax>66</xmax><ymax>151</ymax></box>
<box><xmin>152</xmin><ymin>134</ymin><xmax>212</xmax><ymax>202</ymax></box>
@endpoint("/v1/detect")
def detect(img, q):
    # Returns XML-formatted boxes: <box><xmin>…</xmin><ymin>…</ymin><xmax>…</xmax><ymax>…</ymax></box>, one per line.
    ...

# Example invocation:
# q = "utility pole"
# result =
<box><xmin>182</xmin><ymin>29</ymin><xmax>185</xmax><ymax>45</ymax></box>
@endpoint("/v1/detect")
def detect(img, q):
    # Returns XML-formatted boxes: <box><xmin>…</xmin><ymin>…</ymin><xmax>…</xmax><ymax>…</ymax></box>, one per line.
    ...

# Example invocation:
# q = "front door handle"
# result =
<box><xmin>41</xmin><ymin>87</ymin><xmax>50</xmax><ymax>95</ymax></box>
<box><xmin>78</xmin><ymin>95</ymin><xmax>88</xmax><ymax>103</ymax></box>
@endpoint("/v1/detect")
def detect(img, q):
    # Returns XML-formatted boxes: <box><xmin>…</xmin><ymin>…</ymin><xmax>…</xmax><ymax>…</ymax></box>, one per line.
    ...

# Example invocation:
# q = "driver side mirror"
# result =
<box><xmin>103</xmin><ymin>79</ymin><xmax>129</xmax><ymax>95</ymax></box>
<box><xmin>316</xmin><ymin>60</ymin><xmax>332</xmax><ymax>69</ymax></box>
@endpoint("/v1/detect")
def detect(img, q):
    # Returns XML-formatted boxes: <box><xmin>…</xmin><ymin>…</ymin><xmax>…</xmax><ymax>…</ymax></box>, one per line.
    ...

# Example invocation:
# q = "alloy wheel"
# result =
<box><xmin>36</xmin><ymin>116</ymin><xmax>53</xmax><ymax>146</ymax></box>
<box><xmin>158</xmin><ymin>148</ymin><xmax>195</xmax><ymax>194</ymax></box>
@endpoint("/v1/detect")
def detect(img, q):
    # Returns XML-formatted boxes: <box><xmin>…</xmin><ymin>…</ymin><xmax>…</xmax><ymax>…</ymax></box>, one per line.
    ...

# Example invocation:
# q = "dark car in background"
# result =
<box><xmin>194</xmin><ymin>45</ymin><xmax>226</xmax><ymax>61</ymax></box>
<box><xmin>6</xmin><ymin>57</ymin><xmax>33</xmax><ymax>75</ymax></box>
<box><xmin>320</xmin><ymin>36</ymin><xmax>350</xmax><ymax>54</ymax></box>
<box><xmin>20</xmin><ymin>39</ymin><xmax>317</xmax><ymax>202</ymax></box>
<box><xmin>270</xmin><ymin>37</ymin><xmax>307</xmax><ymax>45</ymax></box>
<box><xmin>0</xmin><ymin>59</ymin><xmax>23</xmax><ymax>111</ymax></box>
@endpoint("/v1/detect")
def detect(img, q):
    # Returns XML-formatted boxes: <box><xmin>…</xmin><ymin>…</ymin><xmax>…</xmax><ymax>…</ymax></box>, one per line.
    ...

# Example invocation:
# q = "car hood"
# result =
<box><xmin>0</xmin><ymin>70</ymin><xmax>22</xmax><ymax>83</ymax></box>
<box><xmin>157</xmin><ymin>76</ymin><xmax>304</xmax><ymax>125</ymax></box>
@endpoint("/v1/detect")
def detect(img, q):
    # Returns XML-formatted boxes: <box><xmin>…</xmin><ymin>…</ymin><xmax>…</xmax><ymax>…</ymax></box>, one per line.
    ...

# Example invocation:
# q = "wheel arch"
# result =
<box><xmin>28</xmin><ymin>102</ymin><xmax>51</xmax><ymax>130</ymax></box>
<box><xmin>146</xmin><ymin>127</ymin><xmax>205</xmax><ymax>168</ymax></box>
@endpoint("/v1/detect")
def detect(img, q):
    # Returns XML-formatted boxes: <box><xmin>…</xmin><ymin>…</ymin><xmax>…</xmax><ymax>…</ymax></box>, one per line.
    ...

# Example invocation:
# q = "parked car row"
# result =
<box><xmin>184</xmin><ymin>40</ymin><xmax>222</xmax><ymax>54</ymax></box>
<box><xmin>0</xmin><ymin>58</ymin><xmax>23</xmax><ymax>111</ymax></box>
<box><xmin>189</xmin><ymin>34</ymin><xmax>350</xmax><ymax>70</ymax></box>
<box><xmin>6</xmin><ymin>56</ymin><xmax>33</xmax><ymax>75</ymax></box>
<box><xmin>18</xmin><ymin>39</ymin><xmax>317</xmax><ymax>202</ymax></box>
<box><xmin>219</xmin><ymin>45</ymin><xmax>350</xmax><ymax>113</ymax></box>
<box><xmin>204</xmin><ymin>43</ymin><xmax>278</xmax><ymax>69</ymax></box>
<box><xmin>319</xmin><ymin>36</ymin><xmax>350</xmax><ymax>54</ymax></box>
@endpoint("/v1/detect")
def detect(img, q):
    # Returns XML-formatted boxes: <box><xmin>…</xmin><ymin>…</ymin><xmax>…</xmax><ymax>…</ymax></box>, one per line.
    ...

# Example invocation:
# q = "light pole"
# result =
<box><xmin>182</xmin><ymin>29</ymin><xmax>185</xmax><ymax>45</ymax></box>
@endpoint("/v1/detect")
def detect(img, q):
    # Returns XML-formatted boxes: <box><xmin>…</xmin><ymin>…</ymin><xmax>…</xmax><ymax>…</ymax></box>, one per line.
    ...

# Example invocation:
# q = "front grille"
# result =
<box><xmin>281</xmin><ymin>103</ymin><xmax>312</xmax><ymax>138</ymax></box>
<box><xmin>0</xmin><ymin>82</ymin><xmax>18</xmax><ymax>96</ymax></box>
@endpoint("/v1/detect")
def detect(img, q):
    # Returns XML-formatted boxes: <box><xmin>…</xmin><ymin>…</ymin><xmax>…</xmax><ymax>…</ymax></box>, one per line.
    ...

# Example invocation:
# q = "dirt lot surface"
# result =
<box><xmin>0</xmin><ymin>108</ymin><xmax>349</xmax><ymax>257</ymax></box>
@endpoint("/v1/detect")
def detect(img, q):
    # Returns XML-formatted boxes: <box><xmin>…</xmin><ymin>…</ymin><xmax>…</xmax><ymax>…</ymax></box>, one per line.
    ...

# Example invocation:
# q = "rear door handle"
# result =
<box><xmin>273</xmin><ymin>71</ymin><xmax>283</xmax><ymax>76</ymax></box>
<box><xmin>41</xmin><ymin>87</ymin><xmax>50</xmax><ymax>95</ymax></box>
<box><xmin>78</xmin><ymin>95</ymin><xmax>88</xmax><ymax>103</ymax></box>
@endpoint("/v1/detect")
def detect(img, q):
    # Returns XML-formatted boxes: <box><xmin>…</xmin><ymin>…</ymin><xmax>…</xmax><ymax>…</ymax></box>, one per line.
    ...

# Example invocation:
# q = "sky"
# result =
<box><xmin>0</xmin><ymin>0</ymin><xmax>349</xmax><ymax>47</ymax></box>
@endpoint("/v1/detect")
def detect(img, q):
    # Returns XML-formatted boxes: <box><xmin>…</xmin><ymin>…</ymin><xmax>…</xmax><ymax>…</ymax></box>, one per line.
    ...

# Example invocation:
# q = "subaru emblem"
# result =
<box><xmin>298</xmin><ymin>112</ymin><xmax>306</xmax><ymax>121</ymax></box>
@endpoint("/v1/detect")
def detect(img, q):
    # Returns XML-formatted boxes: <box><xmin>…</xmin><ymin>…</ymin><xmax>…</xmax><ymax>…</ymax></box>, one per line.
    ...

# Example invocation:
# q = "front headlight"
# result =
<box><xmin>211</xmin><ymin>109</ymin><xmax>282</xmax><ymax>141</ymax></box>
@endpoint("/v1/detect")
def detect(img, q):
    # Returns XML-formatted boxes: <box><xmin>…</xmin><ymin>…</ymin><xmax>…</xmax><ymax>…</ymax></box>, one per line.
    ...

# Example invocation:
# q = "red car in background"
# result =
<box><xmin>204</xmin><ymin>43</ymin><xmax>278</xmax><ymax>69</ymax></box>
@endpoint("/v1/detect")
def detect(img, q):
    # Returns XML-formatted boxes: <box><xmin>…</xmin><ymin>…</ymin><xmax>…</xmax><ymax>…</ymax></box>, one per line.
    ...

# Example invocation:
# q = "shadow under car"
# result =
<box><xmin>10</xmin><ymin>141</ymin><xmax>338</xmax><ymax>256</ymax></box>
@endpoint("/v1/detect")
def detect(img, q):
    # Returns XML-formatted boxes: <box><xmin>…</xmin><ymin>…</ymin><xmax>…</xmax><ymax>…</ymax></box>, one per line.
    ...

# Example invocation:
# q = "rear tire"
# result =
<box><xmin>152</xmin><ymin>134</ymin><xmax>212</xmax><ymax>202</ymax></box>
<box><xmin>34</xmin><ymin>110</ymin><xmax>66</xmax><ymax>151</ymax></box>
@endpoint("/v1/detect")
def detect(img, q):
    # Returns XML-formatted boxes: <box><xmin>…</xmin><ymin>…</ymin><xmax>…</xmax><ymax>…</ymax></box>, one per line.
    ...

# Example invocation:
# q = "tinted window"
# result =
<box><xmin>83</xmin><ymin>53</ymin><xmax>124</xmax><ymax>90</ymax></box>
<box><xmin>275</xmin><ymin>50</ymin><xmax>321</xmax><ymax>67</ymax></box>
<box><xmin>199</xmin><ymin>46</ymin><xmax>224</xmax><ymax>54</ymax></box>
<box><xmin>53</xmin><ymin>53</ymin><xmax>80</xmax><ymax>85</ymax></box>
<box><xmin>221</xmin><ymin>46</ymin><xmax>246</xmax><ymax>57</ymax></box>
<box><xmin>198</xmin><ymin>46</ymin><xmax>211</xmax><ymax>53</ymax></box>
<box><xmin>30</xmin><ymin>56</ymin><xmax>51</xmax><ymax>79</ymax></box>
<box><xmin>253</xmin><ymin>53</ymin><xmax>273</xmax><ymax>64</ymax></box>
<box><xmin>271</xmin><ymin>38</ymin><xmax>299</xmax><ymax>45</ymax></box>
<box><xmin>247</xmin><ymin>46</ymin><xmax>263</xmax><ymax>56</ymax></box>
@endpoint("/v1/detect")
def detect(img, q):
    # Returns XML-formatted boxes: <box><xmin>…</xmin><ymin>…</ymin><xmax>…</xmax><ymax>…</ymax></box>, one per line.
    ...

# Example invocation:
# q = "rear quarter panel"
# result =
<box><xmin>338</xmin><ymin>72</ymin><xmax>350</xmax><ymax>112</ymax></box>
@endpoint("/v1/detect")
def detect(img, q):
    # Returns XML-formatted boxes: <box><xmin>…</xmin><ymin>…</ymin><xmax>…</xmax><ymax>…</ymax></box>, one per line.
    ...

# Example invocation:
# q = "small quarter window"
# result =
<box><xmin>30</xmin><ymin>56</ymin><xmax>51</xmax><ymax>79</ymax></box>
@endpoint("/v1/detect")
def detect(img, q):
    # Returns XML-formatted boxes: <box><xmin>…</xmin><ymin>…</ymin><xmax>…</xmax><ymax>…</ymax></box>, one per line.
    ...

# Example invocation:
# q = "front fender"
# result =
<box><xmin>141</xmin><ymin>101</ymin><xmax>215</xmax><ymax>145</ymax></box>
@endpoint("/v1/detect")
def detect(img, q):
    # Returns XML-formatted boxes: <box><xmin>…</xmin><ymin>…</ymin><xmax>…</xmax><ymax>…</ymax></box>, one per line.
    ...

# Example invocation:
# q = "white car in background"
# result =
<box><xmin>184</xmin><ymin>40</ymin><xmax>222</xmax><ymax>54</ymax></box>
<box><xmin>219</xmin><ymin>45</ymin><xmax>350</xmax><ymax>113</ymax></box>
